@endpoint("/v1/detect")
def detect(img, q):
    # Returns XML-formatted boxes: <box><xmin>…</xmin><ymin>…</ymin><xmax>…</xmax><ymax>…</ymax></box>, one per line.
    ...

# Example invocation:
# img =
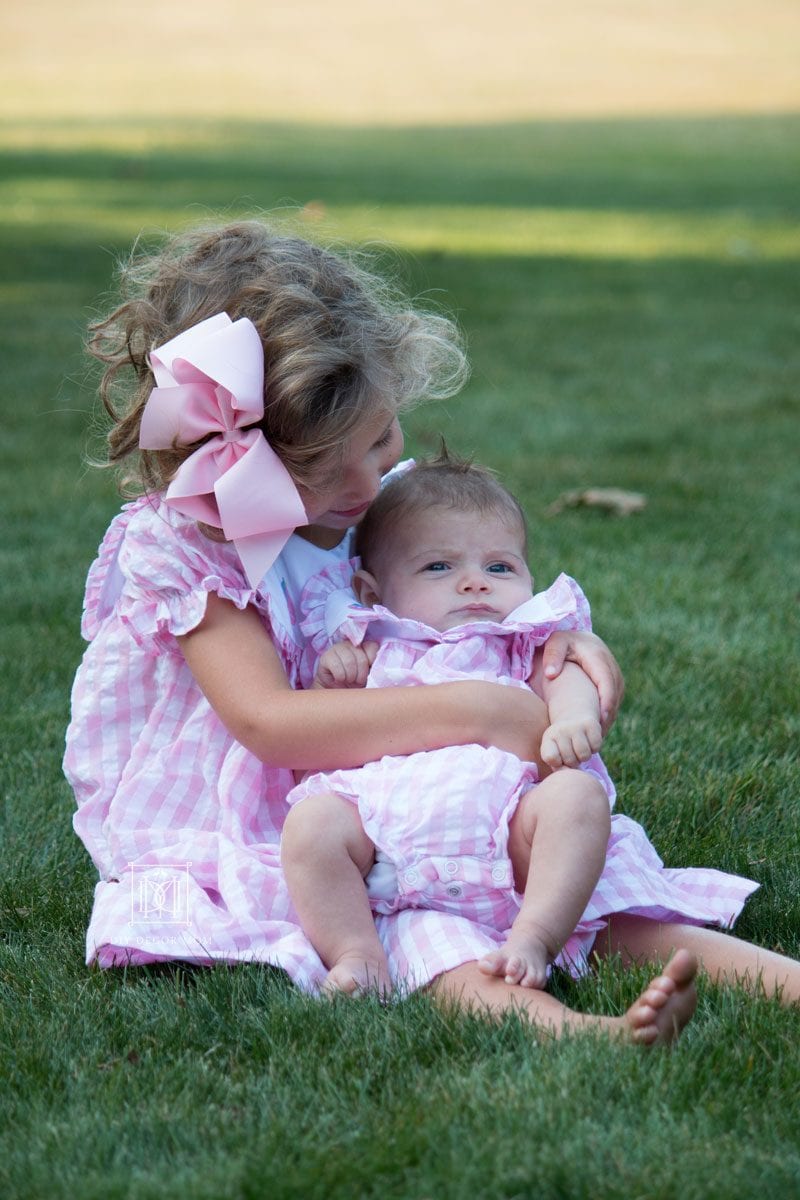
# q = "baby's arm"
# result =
<box><xmin>312</xmin><ymin>641</ymin><xmax>378</xmax><ymax>690</ymax></box>
<box><xmin>531</xmin><ymin>648</ymin><xmax>603</xmax><ymax>770</ymax></box>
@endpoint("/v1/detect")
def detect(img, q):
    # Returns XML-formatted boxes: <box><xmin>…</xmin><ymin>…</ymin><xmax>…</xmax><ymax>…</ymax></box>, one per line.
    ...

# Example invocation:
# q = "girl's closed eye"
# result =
<box><xmin>374</xmin><ymin>427</ymin><xmax>395</xmax><ymax>448</ymax></box>
<box><xmin>374</xmin><ymin>419</ymin><xmax>401</xmax><ymax>450</ymax></box>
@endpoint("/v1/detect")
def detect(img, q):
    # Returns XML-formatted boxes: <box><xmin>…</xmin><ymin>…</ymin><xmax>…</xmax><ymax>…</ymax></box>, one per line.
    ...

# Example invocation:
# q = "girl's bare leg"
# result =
<box><xmin>432</xmin><ymin>951</ymin><xmax>698</xmax><ymax>1045</ymax></box>
<box><xmin>479</xmin><ymin>771</ymin><xmax>611</xmax><ymax>988</ymax></box>
<box><xmin>281</xmin><ymin>793</ymin><xmax>391</xmax><ymax>995</ymax></box>
<box><xmin>595</xmin><ymin>913</ymin><xmax>800</xmax><ymax>1004</ymax></box>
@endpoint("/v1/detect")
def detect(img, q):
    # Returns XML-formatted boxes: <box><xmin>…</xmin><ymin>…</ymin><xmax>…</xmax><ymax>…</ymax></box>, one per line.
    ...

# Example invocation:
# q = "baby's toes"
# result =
<box><xmin>478</xmin><ymin>950</ymin><xmax>507</xmax><ymax>978</ymax></box>
<box><xmin>502</xmin><ymin>954</ymin><xmax>526</xmax><ymax>985</ymax></box>
<box><xmin>518</xmin><ymin>962</ymin><xmax>548</xmax><ymax>990</ymax></box>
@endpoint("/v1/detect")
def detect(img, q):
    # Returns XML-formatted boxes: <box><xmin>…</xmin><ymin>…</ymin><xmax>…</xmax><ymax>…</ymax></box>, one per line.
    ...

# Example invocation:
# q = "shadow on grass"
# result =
<box><xmin>2</xmin><ymin>112</ymin><xmax>800</xmax><ymax>216</ymax></box>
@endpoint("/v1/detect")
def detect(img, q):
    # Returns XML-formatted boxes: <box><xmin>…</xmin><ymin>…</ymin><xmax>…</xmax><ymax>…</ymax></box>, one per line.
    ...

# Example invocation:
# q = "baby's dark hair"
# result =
<box><xmin>88</xmin><ymin>217</ymin><xmax>469</xmax><ymax>496</ymax></box>
<box><xmin>355</xmin><ymin>445</ymin><xmax>528</xmax><ymax>575</ymax></box>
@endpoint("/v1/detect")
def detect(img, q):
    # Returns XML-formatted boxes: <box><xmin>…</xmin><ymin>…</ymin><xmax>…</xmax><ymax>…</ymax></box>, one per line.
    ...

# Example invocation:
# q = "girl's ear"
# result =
<box><xmin>352</xmin><ymin>568</ymin><xmax>381</xmax><ymax>608</ymax></box>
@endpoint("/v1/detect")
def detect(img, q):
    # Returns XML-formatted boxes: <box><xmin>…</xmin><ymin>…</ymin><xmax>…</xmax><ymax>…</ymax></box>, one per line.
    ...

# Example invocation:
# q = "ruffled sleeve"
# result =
<box><xmin>297</xmin><ymin>556</ymin><xmax>371</xmax><ymax>660</ymax></box>
<box><xmin>82</xmin><ymin>498</ymin><xmax>296</xmax><ymax>677</ymax></box>
<box><xmin>113</xmin><ymin>503</ymin><xmax>254</xmax><ymax>654</ymax></box>
<box><xmin>503</xmin><ymin>573</ymin><xmax>593</xmax><ymax>681</ymax></box>
<box><xmin>504</xmin><ymin>573</ymin><xmax>592</xmax><ymax>635</ymax></box>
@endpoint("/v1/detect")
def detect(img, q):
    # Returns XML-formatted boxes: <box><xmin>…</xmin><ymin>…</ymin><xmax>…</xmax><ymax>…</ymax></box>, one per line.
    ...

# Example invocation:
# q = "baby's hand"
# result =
<box><xmin>313</xmin><ymin>641</ymin><xmax>378</xmax><ymax>690</ymax></box>
<box><xmin>541</xmin><ymin>714</ymin><xmax>603</xmax><ymax>770</ymax></box>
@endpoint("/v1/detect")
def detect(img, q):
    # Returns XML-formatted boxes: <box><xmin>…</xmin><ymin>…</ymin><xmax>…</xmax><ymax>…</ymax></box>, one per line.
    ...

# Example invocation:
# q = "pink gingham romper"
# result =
<box><xmin>289</xmin><ymin>559</ymin><xmax>760</xmax><ymax>982</ymax></box>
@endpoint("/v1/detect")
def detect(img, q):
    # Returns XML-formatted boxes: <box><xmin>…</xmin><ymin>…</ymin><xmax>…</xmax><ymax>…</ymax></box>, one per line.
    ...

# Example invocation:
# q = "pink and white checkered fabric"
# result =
<box><xmin>64</xmin><ymin>501</ymin><xmax>757</xmax><ymax>992</ymax></box>
<box><xmin>64</xmin><ymin>495</ymin><xmax>342</xmax><ymax>987</ymax></box>
<box><xmin>289</xmin><ymin>560</ymin><xmax>759</xmax><ymax>982</ymax></box>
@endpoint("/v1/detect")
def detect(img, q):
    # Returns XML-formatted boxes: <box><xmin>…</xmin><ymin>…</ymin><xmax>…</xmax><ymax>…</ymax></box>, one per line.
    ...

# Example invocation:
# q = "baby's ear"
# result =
<box><xmin>352</xmin><ymin>568</ymin><xmax>381</xmax><ymax>608</ymax></box>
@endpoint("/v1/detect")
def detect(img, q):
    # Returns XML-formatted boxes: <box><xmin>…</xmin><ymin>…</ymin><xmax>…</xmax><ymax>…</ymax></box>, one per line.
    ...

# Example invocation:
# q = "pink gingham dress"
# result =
<box><xmin>64</xmin><ymin>493</ymin><xmax>348</xmax><ymax>988</ymax></box>
<box><xmin>289</xmin><ymin>559</ymin><xmax>759</xmax><ymax>983</ymax></box>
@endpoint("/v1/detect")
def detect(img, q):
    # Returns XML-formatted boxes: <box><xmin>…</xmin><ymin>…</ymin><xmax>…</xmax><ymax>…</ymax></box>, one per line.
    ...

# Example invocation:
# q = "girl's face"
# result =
<box><xmin>297</xmin><ymin>411</ymin><xmax>404</xmax><ymax>547</ymax></box>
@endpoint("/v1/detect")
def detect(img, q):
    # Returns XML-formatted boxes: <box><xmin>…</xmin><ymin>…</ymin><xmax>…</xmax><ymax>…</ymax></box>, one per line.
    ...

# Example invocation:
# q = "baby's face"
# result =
<box><xmin>371</xmin><ymin>506</ymin><xmax>533</xmax><ymax>631</ymax></box>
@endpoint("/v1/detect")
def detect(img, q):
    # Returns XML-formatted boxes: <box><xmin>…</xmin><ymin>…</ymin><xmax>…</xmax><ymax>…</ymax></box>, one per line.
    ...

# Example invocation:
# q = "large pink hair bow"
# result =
<box><xmin>139</xmin><ymin>312</ymin><xmax>307</xmax><ymax>588</ymax></box>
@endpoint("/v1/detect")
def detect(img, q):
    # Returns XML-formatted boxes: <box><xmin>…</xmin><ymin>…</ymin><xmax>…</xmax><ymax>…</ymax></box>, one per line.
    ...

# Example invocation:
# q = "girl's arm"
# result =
<box><xmin>540</xmin><ymin>630</ymin><xmax>624</xmax><ymax>734</ymax></box>
<box><xmin>178</xmin><ymin>594</ymin><xmax>550</xmax><ymax>771</ymax></box>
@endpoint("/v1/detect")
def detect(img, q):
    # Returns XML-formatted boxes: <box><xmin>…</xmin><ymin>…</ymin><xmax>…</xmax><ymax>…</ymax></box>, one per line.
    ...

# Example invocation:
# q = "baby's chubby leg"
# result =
<box><xmin>281</xmin><ymin>793</ymin><xmax>392</xmax><ymax>996</ymax></box>
<box><xmin>480</xmin><ymin>770</ymin><xmax>611</xmax><ymax>988</ymax></box>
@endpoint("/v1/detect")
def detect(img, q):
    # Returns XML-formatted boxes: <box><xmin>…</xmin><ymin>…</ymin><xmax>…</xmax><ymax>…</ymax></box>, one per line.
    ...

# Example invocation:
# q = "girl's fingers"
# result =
<box><xmin>541</xmin><ymin>635</ymin><xmax>567</xmax><ymax>680</ymax></box>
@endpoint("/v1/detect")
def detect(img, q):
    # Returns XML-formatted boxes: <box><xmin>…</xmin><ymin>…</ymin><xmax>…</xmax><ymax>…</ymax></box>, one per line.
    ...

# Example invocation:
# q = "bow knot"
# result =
<box><xmin>139</xmin><ymin>313</ymin><xmax>307</xmax><ymax>588</ymax></box>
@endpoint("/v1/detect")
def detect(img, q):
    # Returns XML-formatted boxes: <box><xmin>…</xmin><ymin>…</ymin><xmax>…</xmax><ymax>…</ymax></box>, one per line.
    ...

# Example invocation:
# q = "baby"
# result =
<box><xmin>281</xmin><ymin>451</ymin><xmax>612</xmax><ymax>995</ymax></box>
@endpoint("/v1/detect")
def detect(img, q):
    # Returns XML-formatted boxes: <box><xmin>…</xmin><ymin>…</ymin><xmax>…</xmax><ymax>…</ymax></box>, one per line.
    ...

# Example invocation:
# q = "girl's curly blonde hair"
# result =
<box><xmin>89</xmin><ymin>218</ymin><xmax>470</xmax><ymax>496</ymax></box>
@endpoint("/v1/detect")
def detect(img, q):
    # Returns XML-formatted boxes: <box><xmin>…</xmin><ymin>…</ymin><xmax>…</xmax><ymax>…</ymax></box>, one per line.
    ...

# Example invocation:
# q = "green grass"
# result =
<box><xmin>1</xmin><ymin>114</ymin><xmax>800</xmax><ymax>1198</ymax></box>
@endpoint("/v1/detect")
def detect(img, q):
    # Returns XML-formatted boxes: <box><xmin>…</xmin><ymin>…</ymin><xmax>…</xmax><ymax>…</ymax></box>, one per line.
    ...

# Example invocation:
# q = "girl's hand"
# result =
<box><xmin>541</xmin><ymin>631</ymin><xmax>624</xmax><ymax>734</ymax></box>
<box><xmin>313</xmin><ymin>641</ymin><xmax>378</xmax><ymax>690</ymax></box>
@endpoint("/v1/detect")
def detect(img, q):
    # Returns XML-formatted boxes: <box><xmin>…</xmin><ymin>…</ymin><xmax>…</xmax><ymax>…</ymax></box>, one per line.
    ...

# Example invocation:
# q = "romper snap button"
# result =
<box><xmin>446</xmin><ymin>883</ymin><xmax>462</xmax><ymax>898</ymax></box>
<box><xmin>445</xmin><ymin>860</ymin><xmax>459</xmax><ymax>875</ymax></box>
<box><xmin>403</xmin><ymin>868</ymin><xmax>419</xmax><ymax>886</ymax></box>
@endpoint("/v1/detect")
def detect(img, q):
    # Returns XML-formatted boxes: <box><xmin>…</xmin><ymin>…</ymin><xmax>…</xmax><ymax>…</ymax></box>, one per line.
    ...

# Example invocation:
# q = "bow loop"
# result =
<box><xmin>138</xmin><ymin>313</ymin><xmax>307</xmax><ymax>587</ymax></box>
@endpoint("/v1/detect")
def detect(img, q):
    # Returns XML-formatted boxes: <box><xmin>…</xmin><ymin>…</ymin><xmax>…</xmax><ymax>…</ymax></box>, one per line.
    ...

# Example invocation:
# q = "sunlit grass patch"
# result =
<box><xmin>6</xmin><ymin>187</ymin><xmax>800</xmax><ymax>260</ymax></box>
<box><xmin>333</xmin><ymin>204</ymin><xmax>800</xmax><ymax>260</ymax></box>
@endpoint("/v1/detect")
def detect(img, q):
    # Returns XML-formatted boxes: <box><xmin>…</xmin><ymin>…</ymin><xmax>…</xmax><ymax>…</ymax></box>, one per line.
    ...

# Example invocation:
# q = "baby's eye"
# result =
<box><xmin>487</xmin><ymin>562</ymin><xmax>514</xmax><ymax>574</ymax></box>
<box><xmin>422</xmin><ymin>561</ymin><xmax>450</xmax><ymax>573</ymax></box>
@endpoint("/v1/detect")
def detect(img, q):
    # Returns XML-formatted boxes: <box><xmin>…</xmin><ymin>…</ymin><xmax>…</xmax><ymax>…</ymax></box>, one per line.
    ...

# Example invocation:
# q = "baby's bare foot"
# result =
<box><xmin>323</xmin><ymin>953</ymin><xmax>392</xmax><ymax>999</ymax></box>
<box><xmin>478</xmin><ymin>921</ymin><xmax>552</xmax><ymax>989</ymax></box>
<box><xmin>622</xmin><ymin>949</ymin><xmax>698</xmax><ymax>1046</ymax></box>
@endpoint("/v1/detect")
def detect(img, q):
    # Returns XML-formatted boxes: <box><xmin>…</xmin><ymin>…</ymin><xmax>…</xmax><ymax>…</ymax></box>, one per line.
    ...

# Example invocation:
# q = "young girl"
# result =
<box><xmin>281</xmin><ymin>453</ymin><xmax>759</xmax><ymax>1001</ymax></box>
<box><xmin>64</xmin><ymin>217</ymin><xmax>800</xmax><ymax>1046</ymax></box>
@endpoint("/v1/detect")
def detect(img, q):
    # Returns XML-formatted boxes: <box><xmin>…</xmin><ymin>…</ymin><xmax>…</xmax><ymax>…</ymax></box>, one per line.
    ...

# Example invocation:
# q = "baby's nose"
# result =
<box><xmin>460</xmin><ymin>571</ymin><xmax>489</xmax><ymax>591</ymax></box>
